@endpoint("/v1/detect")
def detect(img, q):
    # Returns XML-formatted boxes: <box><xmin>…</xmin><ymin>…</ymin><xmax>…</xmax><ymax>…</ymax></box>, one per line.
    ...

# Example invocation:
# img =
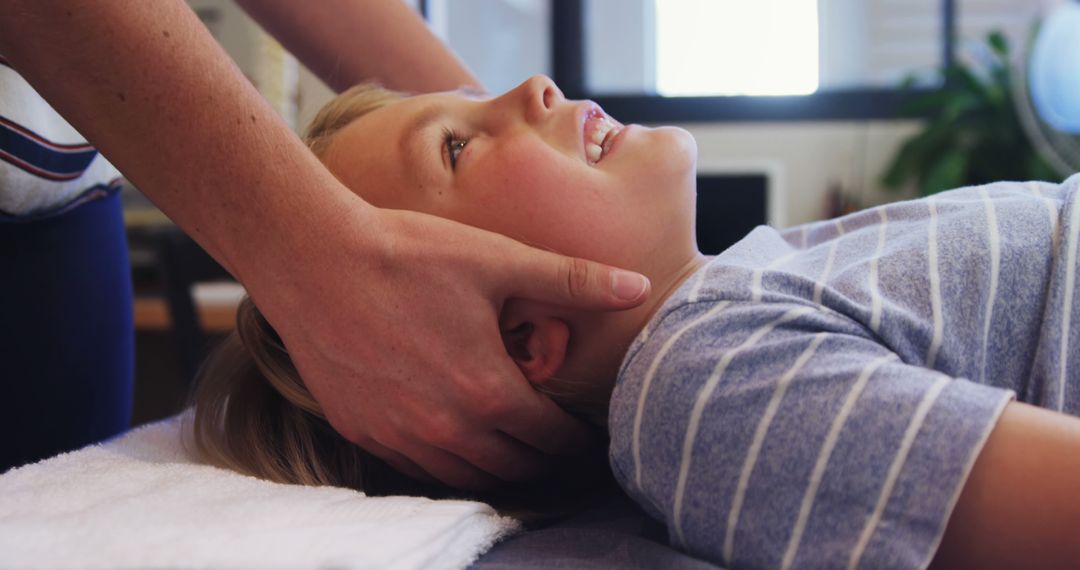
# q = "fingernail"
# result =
<box><xmin>611</xmin><ymin>271</ymin><xmax>648</xmax><ymax>301</ymax></box>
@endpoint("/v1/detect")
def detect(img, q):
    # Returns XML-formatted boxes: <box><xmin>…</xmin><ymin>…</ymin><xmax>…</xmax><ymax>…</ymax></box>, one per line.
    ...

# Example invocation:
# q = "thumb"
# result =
<box><xmin>508</xmin><ymin>246</ymin><xmax>651</xmax><ymax>311</ymax></box>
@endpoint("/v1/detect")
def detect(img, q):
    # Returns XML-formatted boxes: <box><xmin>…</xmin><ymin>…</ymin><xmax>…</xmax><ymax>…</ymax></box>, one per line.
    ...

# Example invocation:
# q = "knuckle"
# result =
<box><xmin>416</xmin><ymin>413</ymin><xmax>457</xmax><ymax>447</ymax></box>
<box><xmin>457</xmin><ymin>375</ymin><xmax>507</xmax><ymax>419</ymax></box>
<box><xmin>471</xmin><ymin>392</ymin><xmax>512</xmax><ymax>422</ymax></box>
<box><xmin>365</xmin><ymin>423</ymin><xmax>399</xmax><ymax>451</ymax></box>
<box><xmin>456</xmin><ymin>373</ymin><xmax>490</xmax><ymax>400</ymax></box>
<box><xmin>326</xmin><ymin>413</ymin><xmax>366</xmax><ymax>446</ymax></box>
<box><xmin>564</xmin><ymin>257</ymin><xmax>591</xmax><ymax>298</ymax></box>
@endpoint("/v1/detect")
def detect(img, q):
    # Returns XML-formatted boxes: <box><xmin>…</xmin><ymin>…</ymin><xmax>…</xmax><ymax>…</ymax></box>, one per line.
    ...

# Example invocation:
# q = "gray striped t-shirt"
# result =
<box><xmin>609</xmin><ymin>174</ymin><xmax>1080</xmax><ymax>570</ymax></box>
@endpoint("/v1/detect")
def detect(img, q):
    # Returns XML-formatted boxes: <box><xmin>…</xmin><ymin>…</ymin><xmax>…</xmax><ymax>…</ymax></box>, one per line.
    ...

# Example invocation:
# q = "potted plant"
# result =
<box><xmin>882</xmin><ymin>30</ymin><xmax>1059</xmax><ymax>196</ymax></box>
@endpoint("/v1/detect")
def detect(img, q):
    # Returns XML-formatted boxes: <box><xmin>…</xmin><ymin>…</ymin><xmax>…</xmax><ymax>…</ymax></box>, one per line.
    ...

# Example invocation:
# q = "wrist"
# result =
<box><xmin>228</xmin><ymin>182</ymin><xmax>385</xmax><ymax>307</ymax></box>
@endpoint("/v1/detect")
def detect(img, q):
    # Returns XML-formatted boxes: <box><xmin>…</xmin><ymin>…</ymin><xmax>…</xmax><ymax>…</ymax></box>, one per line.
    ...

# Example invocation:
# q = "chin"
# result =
<box><xmin>615</xmin><ymin>125</ymin><xmax>697</xmax><ymax>201</ymax></box>
<box><xmin>650</xmin><ymin>126</ymin><xmax>697</xmax><ymax>181</ymax></box>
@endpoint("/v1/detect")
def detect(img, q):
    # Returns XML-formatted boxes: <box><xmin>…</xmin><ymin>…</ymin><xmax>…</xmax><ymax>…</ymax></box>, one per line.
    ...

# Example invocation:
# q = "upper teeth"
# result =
<box><xmin>586</xmin><ymin>117</ymin><xmax>621</xmax><ymax>164</ymax></box>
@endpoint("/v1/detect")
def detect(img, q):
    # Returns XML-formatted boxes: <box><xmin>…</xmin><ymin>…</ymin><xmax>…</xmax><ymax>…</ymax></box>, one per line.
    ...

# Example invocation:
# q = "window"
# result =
<box><xmin>560</xmin><ymin>0</ymin><xmax>958</xmax><ymax>120</ymax></box>
<box><xmin>653</xmin><ymin>1</ymin><xmax>819</xmax><ymax>96</ymax></box>
<box><xmin>424</xmin><ymin>0</ymin><xmax>1045</xmax><ymax>121</ymax></box>
<box><xmin>584</xmin><ymin>0</ymin><xmax>950</xmax><ymax>97</ymax></box>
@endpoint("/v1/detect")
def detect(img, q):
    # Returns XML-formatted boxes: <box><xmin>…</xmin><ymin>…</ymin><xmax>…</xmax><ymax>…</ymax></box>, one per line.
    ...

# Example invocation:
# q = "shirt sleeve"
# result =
<box><xmin>608</xmin><ymin>300</ymin><xmax>1015</xmax><ymax>570</ymax></box>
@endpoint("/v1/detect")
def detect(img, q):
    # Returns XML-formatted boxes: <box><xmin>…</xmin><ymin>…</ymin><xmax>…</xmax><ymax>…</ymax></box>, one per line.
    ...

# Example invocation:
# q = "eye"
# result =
<box><xmin>442</xmin><ymin>128</ymin><xmax>469</xmax><ymax>171</ymax></box>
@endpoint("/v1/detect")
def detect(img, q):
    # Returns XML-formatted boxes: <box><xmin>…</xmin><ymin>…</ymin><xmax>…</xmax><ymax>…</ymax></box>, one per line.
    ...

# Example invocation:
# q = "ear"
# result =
<box><xmin>501</xmin><ymin>315</ymin><xmax>570</xmax><ymax>385</ymax></box>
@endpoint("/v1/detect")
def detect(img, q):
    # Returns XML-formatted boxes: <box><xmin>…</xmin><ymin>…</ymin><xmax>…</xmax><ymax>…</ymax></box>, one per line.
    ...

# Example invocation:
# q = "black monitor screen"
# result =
<box><xmin>695</xmin><ymin>173</ymin><xmax>768</xmax><ymax>255</ymax></box>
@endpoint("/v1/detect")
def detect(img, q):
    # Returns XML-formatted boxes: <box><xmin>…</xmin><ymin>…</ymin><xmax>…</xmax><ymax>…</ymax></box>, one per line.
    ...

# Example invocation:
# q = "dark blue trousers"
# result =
<box><xmin>1</xmin><ymin>192</ymin><xmax>134</xmax><ymax>472</ymax></box>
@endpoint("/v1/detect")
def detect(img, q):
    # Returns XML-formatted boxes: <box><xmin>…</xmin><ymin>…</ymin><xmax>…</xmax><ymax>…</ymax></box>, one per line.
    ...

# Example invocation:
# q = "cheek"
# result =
<box><xmin>451</xmin><ymin>140</ymin><xmax>639</xmax><ymax>263</ymax></box>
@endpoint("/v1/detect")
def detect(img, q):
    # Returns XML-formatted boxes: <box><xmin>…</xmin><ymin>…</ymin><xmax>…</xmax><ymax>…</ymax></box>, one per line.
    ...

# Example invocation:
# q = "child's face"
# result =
<box><xmin>322</xmin><ymin>75</ymin><xmax>699</xmax><ymax>276</ymax></box>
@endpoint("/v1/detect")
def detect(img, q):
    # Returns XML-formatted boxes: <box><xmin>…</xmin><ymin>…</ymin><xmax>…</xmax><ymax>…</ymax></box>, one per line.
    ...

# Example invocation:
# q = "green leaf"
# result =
<box><xmin>988</xmin><ymin>30</ymin><xmax>1010</xmax><ymax>59</ymax></box>
<box><xmin>900</xmin><ymin>89</ymin><xmax>958</xmax><ymax>116</ymax></box>
<box><xmin>882</xmin><ymin>126</ymin><xmax>955</xmax><ymax>189</ymax></box>
<box><xmin>883</xmin><ymin>27</ymin><xmax>1049</xmax><ymax>196</ymax></box>
<box><xmin>947</xmin><ymin>65</ymin><xmax>992</xmax><ymax>103</ymax></box>
<box><xmin>922</xmin><ymin>151</ymin><xmax>968</xmax><ymax>195</ymax></box>
<box><xmin>897</xmin><ymin>73</ymin><xmax>921</xmax><ymax>91</ymax></box>
<box><xmin>940</xmin><ymin>91</ymin><xmax>981</xmax><ymax>123</ymax></box>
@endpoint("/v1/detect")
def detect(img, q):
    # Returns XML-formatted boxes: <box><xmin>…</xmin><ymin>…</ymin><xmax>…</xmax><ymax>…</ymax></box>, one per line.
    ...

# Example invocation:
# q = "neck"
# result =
<box><xmin>558</xmin><ymin>250</ymin><xmax>710</xmax><ymax>420</ymax></box>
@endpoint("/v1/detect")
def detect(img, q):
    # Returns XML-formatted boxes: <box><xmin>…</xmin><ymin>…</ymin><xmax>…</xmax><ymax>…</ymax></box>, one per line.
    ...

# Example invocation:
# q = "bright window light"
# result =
<box><xmin>655</xmin><ymin>0</ymin><xmax>819</xmax><ymax>96</ymax></box>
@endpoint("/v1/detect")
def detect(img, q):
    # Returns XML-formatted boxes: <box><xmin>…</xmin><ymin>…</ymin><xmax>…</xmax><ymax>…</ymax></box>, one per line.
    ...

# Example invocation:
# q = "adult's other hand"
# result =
<box><xmin>247</xmin><ymin>206</ymin><xmax>650</xmax><ymax>489</ymax></box>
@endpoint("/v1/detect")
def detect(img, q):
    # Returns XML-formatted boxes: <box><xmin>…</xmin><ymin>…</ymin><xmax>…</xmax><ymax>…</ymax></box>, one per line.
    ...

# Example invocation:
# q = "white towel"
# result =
<box><xmin>0</xmin><ymin>414</ymin><xmax>521</xmax><ymax>569</ymax></box>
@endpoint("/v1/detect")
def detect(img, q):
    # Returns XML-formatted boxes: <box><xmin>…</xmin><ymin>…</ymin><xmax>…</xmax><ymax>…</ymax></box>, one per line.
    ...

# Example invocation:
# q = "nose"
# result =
<box><xmin>496</xmin><ymin>74</ymin><xmax>562</xmax><ymax>126</ymax></box>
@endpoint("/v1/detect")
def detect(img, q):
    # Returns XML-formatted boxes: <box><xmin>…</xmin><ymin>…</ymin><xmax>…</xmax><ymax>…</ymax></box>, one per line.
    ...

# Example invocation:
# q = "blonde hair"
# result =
<box><xmin>191</xmin><ymin>84</ymin><xmax>428</xmax><ymax>494</ymax></box>
<box><xmin>188</xmin><ymin>84</ymin><xmax>609</xmax><ymax>502</ymax></box>
<box><xmin>303</xmin><ymin>83</ymin><xmax>406</xmax><ymax>159</ymax></box>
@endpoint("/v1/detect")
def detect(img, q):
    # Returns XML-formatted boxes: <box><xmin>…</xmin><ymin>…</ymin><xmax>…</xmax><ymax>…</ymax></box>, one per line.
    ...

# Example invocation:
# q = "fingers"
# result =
<box><xmin>359</xmin><ymin>438</ymin><xmax>438</xmax><ymax>486</ymax></box>
<box><xmin>437</xmin><ymin>430</ymin><xmax>552</xmax><ymax>483</ymax></box>
<box><xmin>506</xmin><ymin>246</ymin><xmax>651</xmax><ymax>311</ymax></box>
<box><xmin>372</xmin><ymin>432</ymin><xmax>552</xmax><ymax>489</ymax></box>
<box><xmin>363</xmin><ymin>383</ymin><xmax>582</xmax><ymax>487</ymax></box>
<box><xmin>389</xmin><ymin>439</ymin><xmax>504</xmax><ymax>491</ymax></box>
<box><xmin>494</xmin><ymin>389</ymin><xmax>597</xmax><ymax>456</ymax></box>
<box><xmin>359</xmin><ymin>428</ymin><xmax>521</xmax><ymax>490</ymax></box>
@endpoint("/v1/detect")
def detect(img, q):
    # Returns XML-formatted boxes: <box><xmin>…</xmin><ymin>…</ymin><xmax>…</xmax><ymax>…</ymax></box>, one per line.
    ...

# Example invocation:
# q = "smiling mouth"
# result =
<box><xmin>583</xmin><ymin>106</ymin><xmax>623</xmax><ymax>164</ymax></box>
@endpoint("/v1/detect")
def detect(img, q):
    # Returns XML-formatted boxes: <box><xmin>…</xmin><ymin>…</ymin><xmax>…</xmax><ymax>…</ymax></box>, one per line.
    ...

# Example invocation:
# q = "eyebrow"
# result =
<box><xmin>397</xmin><ymin>87</ymin><xmax>483</xmax><ymax>186</ymax></box>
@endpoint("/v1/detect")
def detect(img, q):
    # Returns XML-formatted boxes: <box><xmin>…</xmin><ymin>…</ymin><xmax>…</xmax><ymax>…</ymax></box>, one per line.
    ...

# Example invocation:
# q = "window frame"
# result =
<box><xmin>418</xmin><ymin>0</ymin><xmax>957</xmax><ymax>122</ymax></box>
<box><xmin>549</xmin><ymin>0</ymin><xmax>957</xmax><ymax>122</ymax></box>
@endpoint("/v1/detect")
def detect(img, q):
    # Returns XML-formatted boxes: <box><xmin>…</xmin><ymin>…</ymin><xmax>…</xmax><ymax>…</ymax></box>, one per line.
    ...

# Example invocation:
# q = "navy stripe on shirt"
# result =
<box><xmin>0</xmin><ymin>114</ymin><xmax>98</xmax><ymax>181</ymax></box>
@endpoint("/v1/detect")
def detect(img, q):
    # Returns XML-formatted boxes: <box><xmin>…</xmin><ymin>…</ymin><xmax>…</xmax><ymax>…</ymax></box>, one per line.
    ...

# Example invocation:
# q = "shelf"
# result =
<box><xmin>134</xmin><ymin>282</ymin><xmax>245</xmax><ymax>332</ymax></box>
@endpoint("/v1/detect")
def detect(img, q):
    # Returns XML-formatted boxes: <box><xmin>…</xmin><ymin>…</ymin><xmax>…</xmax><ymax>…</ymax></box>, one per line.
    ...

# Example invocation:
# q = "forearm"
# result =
<box><xmin>0</xmin><ymin>0</ymin><xmax>372</xmax><ymax>280</ymax></box>
<box><xmin>931</xmin><ymin>401</ymin><xmax>1080</xmax><ymax>569</ymax></box>
<box><xmin>236</xmin><ymin>0</ymin><xmax>481</xmax><ymax>94</ymax></box>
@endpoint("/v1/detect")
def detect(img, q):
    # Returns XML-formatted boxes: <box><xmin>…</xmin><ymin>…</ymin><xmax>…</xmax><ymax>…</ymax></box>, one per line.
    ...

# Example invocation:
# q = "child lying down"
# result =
<box><xmin>190</xmin><ymin>75</ymin><xmax>1080</xmax><ymax>569</ymax></box>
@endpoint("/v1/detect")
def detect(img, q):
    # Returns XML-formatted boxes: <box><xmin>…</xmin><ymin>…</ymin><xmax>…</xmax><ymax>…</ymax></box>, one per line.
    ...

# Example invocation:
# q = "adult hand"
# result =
<box><xmin>247</xmin><ymin>207</ymin><xmax>650</xmax><ymax>490</ymax></box>
<box><xmin>0</xmin><ymin>0</ymin><xmax>643</xmax><ymax>490</ymax></box>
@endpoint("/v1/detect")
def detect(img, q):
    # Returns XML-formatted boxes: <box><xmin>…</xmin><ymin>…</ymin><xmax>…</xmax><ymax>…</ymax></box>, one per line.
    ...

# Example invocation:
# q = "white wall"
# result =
<box><xmin>682</xmin><ymin>120</ymin><xmax>922</xmax><ymax>227</ymax></box>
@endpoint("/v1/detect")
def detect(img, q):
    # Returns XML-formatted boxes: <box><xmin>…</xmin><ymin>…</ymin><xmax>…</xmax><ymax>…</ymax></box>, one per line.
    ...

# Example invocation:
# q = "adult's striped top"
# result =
<box><xmin>609</xmin><ymin>175</ymin><xmax>1080</xmax><ymax>569</ymax></box>
<box><xmin>0</xmin><ymin>54</ymin><xmax>120</xmax><ymax>220</ymax></box>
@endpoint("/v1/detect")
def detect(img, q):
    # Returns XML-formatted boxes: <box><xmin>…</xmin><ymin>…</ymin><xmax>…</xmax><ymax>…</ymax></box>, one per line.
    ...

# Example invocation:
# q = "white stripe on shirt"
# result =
<box><xmin>752</xmin><ymin>250</ymin><xmax>799</xmax><ymax>303</ymax></box>
<box><xmin>1027</xmin><ymin>183</ymin><xmax>1062</xmax><ymax>405</ymax></box>
<box><xmin>723</xmin><ymin>332</ymin><xmax>828</xmax><ymax>565</ymax></box>
<box><xmin>1029</xmin><ymin>183</ymin><xmax>1061</xmax><ymax>253</ymax></box>
<box><xmin>781</xmin><ymin>353</ymin><xmax>896</xmax><ymax>570</ymax></box>
<box><xmin>813</xmin><ymin>220</ymin><xmax>845</xmax><ymax>305</ymax></box>
<box><xmin>1059</xmin><ymin>197</ymin><xmax>1080</xmax><ymax>411</ymax></box>
<box><xmin>687</xmin><ymin>261</ymin><xmax>710</xmax><ymax>303</ymax></box>
<box><xmin>632</xmin><ymin>301</ymin><xmax>731</xmax><ymax>488</ymax></box>
<box><xmin>674</xmin><ymin>307</ymin><xmax>813</xmax><ymax>548</ymax></box>
<box><xmin>926</xmin><ymin>198</ymin><xmax>944</xmax><ymax>369</ymax></box>
<box><xmin>847</xmin><ymin>375</ymin><xmax>950</xmax><ymax>570</ymax></box>
<box><xmin>869</xmin><ymin>209</ymin><xmax>888</xmax><ymax>333</ymax></box>
<box><xmin>979</xmin><ymin>188</ymin><xmax>1001</xmax><ymax>384</ymax></box>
